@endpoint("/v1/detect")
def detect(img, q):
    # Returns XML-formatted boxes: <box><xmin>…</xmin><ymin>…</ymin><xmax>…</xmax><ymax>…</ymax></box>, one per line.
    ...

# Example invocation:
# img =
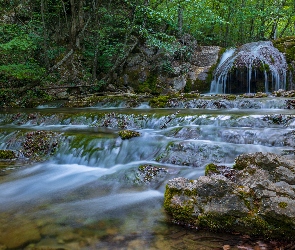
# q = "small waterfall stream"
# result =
<box><xmin>210</xmin><ymin>41</ymin><xmax>287</xmax><ymax>94</ymax></box>
<box><xmin>0</xmin><ymin>97</ymin><xmax>295</xmax><ymax>249</ymax></box>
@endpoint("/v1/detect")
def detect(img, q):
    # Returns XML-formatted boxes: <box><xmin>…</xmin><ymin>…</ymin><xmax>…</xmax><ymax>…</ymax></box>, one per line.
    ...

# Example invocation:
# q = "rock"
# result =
<box><xmin>136</xmin><ymin>164</ymin><xmax>168</xmax><ymax>184</ymax></box>
<box><xmin>191</xmin><ymin>46</ymin><xmax>220</xmax><ymax>67</ymax></box>
<box><xmin>172</xmin><ymin>76</ymin><xmax>186</xmax><ymax>91</ymax></box>
<box><xmin>0</xmin><ymin>219</ymin><xmax>41</xmax><ymax>249</ymax></box>
<box><xmin>118</xmin><ymin>130</ymin><xmax>140</xmax><ymax>140</ymax></box>
<box><xmin>21</xmin><ymin>130</ymin><xmax>62</xmax><ymax>161</ymax></box>
<box><xmin>164</xmin><ymin>152</ymin><xmax>295</xmax><ymax>239</ymax></box>
<box><xmin>115</xmin><ymin>39</ymin><xmax>220</xmax><ymax>94</ymax></box>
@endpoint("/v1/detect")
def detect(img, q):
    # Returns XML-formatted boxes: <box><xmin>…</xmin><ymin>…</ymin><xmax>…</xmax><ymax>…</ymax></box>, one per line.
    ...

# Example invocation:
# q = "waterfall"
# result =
<box><xmin>210</xmin><ymin>48</ymin><xmax>235</xmax><ymax>93</ymax></box>
<box><xmin>210</xmin><ymin>41</ymin><xmax>287</xmax><ymax>94</ymax></box>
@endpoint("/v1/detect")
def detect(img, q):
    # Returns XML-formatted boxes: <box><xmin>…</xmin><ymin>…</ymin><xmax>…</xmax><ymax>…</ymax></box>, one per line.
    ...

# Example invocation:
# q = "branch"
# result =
<box><xmin>49</xmin><ymin>49</ymin><xmax>73</xmax><ymax>72</ymax></box>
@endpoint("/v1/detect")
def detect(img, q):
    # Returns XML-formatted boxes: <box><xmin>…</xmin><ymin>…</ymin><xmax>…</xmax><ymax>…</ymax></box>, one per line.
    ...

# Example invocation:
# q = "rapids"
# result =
<box><xmin>0</xmin><ymin>96</ymin><xmax>295</xmax><ymax>249</ymax></box>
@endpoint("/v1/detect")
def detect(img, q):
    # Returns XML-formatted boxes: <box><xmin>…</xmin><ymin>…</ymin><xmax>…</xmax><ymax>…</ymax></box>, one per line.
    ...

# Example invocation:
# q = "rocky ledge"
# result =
<box><xmin>164</xmin><ymin>152</ymin><xmax>295</xmax><ymax>240</ymax></box>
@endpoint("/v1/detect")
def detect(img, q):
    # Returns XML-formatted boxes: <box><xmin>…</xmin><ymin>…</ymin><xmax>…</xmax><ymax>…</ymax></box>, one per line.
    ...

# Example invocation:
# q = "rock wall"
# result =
<box><xmin>111</xmin><ymin>37</ymin><xmax>220</xmax><ymax>94</ymax></box>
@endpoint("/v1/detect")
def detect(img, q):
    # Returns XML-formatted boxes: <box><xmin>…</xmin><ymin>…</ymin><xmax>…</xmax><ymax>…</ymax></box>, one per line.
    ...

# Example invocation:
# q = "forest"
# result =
<box><xmin>1</xmin><ymin>0</ymin><xmax>295</xmax><ymax>101</ymax></box>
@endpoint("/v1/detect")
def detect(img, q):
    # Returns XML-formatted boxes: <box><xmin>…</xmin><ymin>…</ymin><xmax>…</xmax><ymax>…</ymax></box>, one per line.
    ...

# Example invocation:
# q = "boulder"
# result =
<box><xmin>164</xmin><ymin>152</ymin><xmax>295</xmax><ymax>239</ymax></box>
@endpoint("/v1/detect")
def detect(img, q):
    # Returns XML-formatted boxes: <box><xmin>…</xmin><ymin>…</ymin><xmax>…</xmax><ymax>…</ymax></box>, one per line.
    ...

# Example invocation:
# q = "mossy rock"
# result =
<box><xmin>118</xmin><ymin>130</ymin><xmax>140</xmax><ymax>140</ymax></box>
<box><xmin>22</xmin><ymin>130</ymin><xmax>61</xmax><ymax>161</ymax></box>
<box><xmin>224</xmin><ymin>95</ymin><xmax>236</xmax><ymax>100</ymax></box>
<box><xmin>0</xmin><ymin>150</ymin><xmax>16</xmax><ymax>159</ymax></box>
<box><xmin>204</xmin><ymin>163</ymin><xmax>219</xmax><ymax>176</ymax></box>
<box><xmin>273</xmin><ymin>36</ymin><xmax>295</xmax><ymax>63</ymax></box>
<box><xmin>136</xmin><ymin>164</ymin><xmax>168</xmax><ymax>183</ymax></box>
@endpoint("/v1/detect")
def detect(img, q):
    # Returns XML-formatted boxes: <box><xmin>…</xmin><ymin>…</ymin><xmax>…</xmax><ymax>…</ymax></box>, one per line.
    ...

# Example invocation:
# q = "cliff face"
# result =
<box><xmin>109</xmin><ymin>37</ymin><xmax>220</xmax><ymax>94</ymax></box>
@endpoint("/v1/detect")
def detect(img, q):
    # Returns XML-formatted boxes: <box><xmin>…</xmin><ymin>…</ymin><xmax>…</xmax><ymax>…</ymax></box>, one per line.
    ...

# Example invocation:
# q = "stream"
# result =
<box><xmin>0</xmin><ymin>96</ymin><xmax>295</xmax><ymax>249</ymax></box>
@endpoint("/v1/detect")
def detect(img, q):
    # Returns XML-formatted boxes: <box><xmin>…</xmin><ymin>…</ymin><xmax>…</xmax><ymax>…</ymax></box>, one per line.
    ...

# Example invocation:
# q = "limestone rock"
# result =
<box><xmin>164</xmin><ymin>152</ymin><xmax>295</xmax><ymax>239</ymax></box>
<box><xmin>115</xmin><ymin>38</ymin><xmax>220</xmax><ymax>94</ymax></box>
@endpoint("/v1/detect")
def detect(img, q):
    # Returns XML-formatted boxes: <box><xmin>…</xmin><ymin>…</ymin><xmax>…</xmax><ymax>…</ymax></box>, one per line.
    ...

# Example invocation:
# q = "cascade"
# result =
<box><xmin>210</xmin><ymin>41</ymin><xmax>287</xmax><ymax>94</ymax></box>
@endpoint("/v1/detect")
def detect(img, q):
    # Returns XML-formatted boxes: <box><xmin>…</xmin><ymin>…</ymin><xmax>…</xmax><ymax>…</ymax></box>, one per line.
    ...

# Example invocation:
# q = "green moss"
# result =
<box><xmin>204</xmin><ymin>163</ymin><xmax>219</xmax><ymax>176</ymax></box>
<box><xmin>149</xmin><ymin>95</ymin><xmax>170</xmax><ymax>108</ymax></box>
<box><xmin>224</xmin><ymin>95</ymin><xmax>236</xmax><ymax>100</ymax></box>
<box><xmin>0</xmin><ymin>150</ymin><xmax>16</xmax><ymax>159</ymax></box>
<box><xmin>198</xmin><ymin>213</ymin><xmax>236</xmax><ymax>232</ymax></box>
<box><xmin>273</xmin><ymin>36</ymin><xmax>295</xmax><ymax>63</ymax></box>
<box><xmin>184</xmin><ymin>79</ymin><xmax>192</xmax><ymax>93</ymax></box>
<box><xmin>238</xmin><ymin>214</ymin><xmax>270</xmax><ymax>236</ymax></box>
<box><xmin>118</xmin><ymin>130</ymin><xmax>140</xmax><ymax>140</ymax></box>
<box><xmin>278</xmin><ymin>202</ymin><xmax>288</xmax><ymax>208</ymax></box>
<box><xmin>182</xmin><ymin>92</ymin><xmax>200</xmax><ymax>98</ymax></box>
<box><xmin>138</xmin><ymin>74</ymin><xmax>161</xmax><ymax>95</ymax></box>
<box><xmin>164</xmin><ymin>186</ymin><xmax>195</xmax><ymax>225</ymax></box>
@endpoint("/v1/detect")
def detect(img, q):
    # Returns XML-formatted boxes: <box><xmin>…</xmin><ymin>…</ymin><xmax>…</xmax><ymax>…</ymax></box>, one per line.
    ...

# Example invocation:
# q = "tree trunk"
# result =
<box><xmin>41</xmin><ymin>0</ymin><xmax>49</xmax><ymax>69</ymax></box>
<box><xmin>69</xmin><ymin>0</ymin><xmax>85</xmax><ymax>50</ymax></box>
<box><xmin>91</xmin><ymin>0</ymin><xmax>100</xmax><ymax>83</ymax></box>
<box><xmin>178</xmin><ymin>4</ymin><xmax>183</xmax><ymax>37</ymax></box>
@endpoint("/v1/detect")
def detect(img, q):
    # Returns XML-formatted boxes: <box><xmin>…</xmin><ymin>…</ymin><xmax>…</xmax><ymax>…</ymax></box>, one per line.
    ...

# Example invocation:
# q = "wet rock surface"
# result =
<box><xmin>0</xmin><ymin>130</ymin><xmax>63</xmax><ymax>168</ymax></box>
<box><xmin>164</xmin><ymin>152</ymin><xmax>295</xmax><ymax>239</ymax></box>
<box><xmin>0</xmin><ymin>216</ymin><xmax>41</xmax><ymax>249</ymax></box>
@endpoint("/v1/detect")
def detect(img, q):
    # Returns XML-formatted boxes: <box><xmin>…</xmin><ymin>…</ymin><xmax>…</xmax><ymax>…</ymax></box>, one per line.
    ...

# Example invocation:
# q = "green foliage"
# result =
<box><xmin>0</xmin><ymin>0</ymin><xmax>295</xmax><ymax>101</ymax></box>
<box><xmin>0</xmin><ymin>63</ymin><xmax>45</xmax><ymax>82</ymax></box>
<box><xmin>273</xmin><ymin>36</ymin><xmax>295</xmax><ymax>63</ymax></box>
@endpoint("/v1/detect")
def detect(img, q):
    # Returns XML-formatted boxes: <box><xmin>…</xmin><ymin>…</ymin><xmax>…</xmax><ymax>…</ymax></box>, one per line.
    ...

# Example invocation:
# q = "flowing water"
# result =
<box><xmin>210</xmin><ymin>41</ymin><xmax>287</xmax><ymax>94</ymax></box>
<box><xmin>0</xmin><ymin>97</ymin><xmax>295</xmax><ymax>249</ymax></box>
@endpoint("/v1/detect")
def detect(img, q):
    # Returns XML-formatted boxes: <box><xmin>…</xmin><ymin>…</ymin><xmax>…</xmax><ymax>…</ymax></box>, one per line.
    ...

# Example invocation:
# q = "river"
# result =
<box><xmin>0</xmin><ymin>96</ymin><xmax>294</xmax><ymax>249</ymax></box>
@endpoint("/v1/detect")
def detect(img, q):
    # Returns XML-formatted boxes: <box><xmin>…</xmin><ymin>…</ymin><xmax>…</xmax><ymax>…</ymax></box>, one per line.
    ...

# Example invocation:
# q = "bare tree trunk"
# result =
<box><xmin>69</xmin><ymin>0</ymin><xmax>85</xmax><ymax>50</ymax></box>
<box><xmin>91</xmin><ymin>0</ymin><xmax>100</xmax><ymax>83</ymax></box>
<box><xmin>178</xmin><ymin>4</ymin><xmax>183</xmax><ymax>37</ymax></box>
<box><xmin>41</xmin><ymin>0</ymin><xmax>49</xmax><ymax>69</ymax></box>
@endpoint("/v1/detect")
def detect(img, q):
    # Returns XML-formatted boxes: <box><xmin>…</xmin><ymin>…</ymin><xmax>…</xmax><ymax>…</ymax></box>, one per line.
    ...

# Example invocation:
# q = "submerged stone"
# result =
<box><xmin>164</xmin><ymin>152</ymin><xmax>295</xmax><ymax>239</ymax></box>
<box><xmin>0</xmin><ymin>218</ymin><xmax>41</xmax><ymax>249</ymax></box>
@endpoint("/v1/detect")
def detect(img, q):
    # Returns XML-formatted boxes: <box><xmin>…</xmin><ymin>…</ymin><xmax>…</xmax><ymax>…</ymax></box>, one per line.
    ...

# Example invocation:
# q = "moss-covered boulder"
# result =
<box><xmin>118</xmin><ymin>130</ymin><xmax>140</xmax><ymax>140</ymax></box>
<box><xmin>164</xmin><ymin>152</ymin><xmax>295</xmax><ymax>239</ymax></box>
